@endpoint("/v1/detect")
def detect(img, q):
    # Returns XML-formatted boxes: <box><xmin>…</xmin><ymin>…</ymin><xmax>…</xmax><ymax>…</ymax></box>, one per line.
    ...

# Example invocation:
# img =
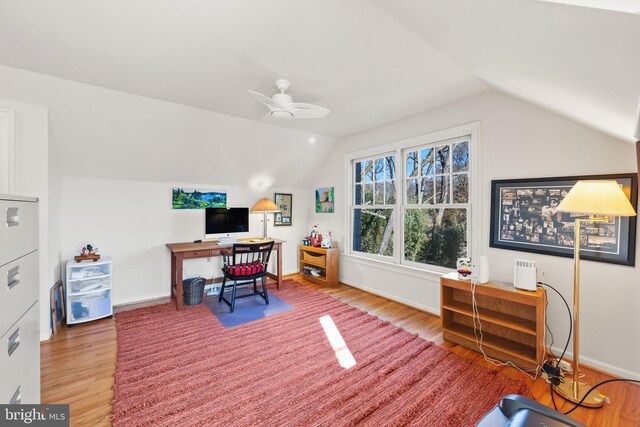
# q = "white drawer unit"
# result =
<box><xmin>0</xmin><ymin>251</ymin><xmax>38</xmax><ymax>337</ymax></box>
<box><xmin>0</xmin><ymin>193</ymin><xmax>39</xmax><ymax>405</ymax></box>
<box><xmin>65</xmin><ymin>256</ymin><xmax>113</xmax><ymax>325</ymax></box>
<box><xmin>0</xmin><ymin>196</ymin><xmax>38</xmax><ymax>267</ymax></box>
<box><xmin>0</xmin><ymin>303</ymin><xmax>40</xmax><ymax>404</ymax></box>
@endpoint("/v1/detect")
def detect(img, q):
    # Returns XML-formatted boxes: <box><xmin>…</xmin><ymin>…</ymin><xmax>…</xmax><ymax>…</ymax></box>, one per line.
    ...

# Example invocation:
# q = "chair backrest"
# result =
<box><xmin>231</xmin><ymin>241</ymin><xmax>275</xmax><ymax>270</ymax></box>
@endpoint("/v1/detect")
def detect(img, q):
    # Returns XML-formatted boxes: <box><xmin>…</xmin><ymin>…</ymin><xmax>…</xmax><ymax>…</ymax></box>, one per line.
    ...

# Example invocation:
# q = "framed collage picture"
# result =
<box><xmin>490</xmin><ymin>173</ymin><xmax>637</xmax><ymax>266</ymax></box>
<box><xmin>274</xmin><ymin>193</ymin><xmax>292</xmax><ymax>226</ymax></box>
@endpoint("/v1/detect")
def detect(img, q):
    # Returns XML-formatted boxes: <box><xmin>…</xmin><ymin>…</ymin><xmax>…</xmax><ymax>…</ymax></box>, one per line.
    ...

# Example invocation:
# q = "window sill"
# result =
<box><xmin>341</xmin><ymin>253</ymin><xmax>453</xmax><ymax>282</ymax></box>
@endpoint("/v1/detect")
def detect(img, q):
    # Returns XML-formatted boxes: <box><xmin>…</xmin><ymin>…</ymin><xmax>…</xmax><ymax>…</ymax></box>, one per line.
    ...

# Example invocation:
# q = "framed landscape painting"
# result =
<box><xmin>172</xmin><ymin>188</ymin><xmax>227</xmax><ymax>209</ymax></box>
<box><xmin>316</xmin><ymin>187</ymin><xmax>334</xmax><ymax>213</ymax></box>
<box><xmin>490</xmin><ymin>174</ymin><xmax>637</xmax><ymax>266</ymax></box>
<box><xmin>274</xmin><ymin>193</ymin><xmax>292</xmax><ymax>226</ymax></box>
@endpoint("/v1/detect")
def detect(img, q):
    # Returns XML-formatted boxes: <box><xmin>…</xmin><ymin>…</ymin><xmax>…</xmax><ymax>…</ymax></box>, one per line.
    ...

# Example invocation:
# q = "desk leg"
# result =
<box><xmin>170</xmin><ymin>253</ymin><xmax>177</xmax><ymax>300</ymax></box>
<box><xmin>175</xmin><ymin>253</ymin><xmax>184</xmax><ymax>310</ymax></box>
<box><xmin>276</xmin><ymin>243</ymin><xmax>282</xmax><ymax>290</ymax></box>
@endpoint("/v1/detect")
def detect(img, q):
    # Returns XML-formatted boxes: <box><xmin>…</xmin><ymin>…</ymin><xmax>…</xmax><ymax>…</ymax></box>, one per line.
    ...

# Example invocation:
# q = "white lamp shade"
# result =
<box><xmin>557</xmin><ymin>180</ymin><xmax>637</xmax><ymax>217</ymax></box>
<box><xmin>250</xmin><ymin>198</ymin><xmax>280</xmax><ymax>213</ymax></box>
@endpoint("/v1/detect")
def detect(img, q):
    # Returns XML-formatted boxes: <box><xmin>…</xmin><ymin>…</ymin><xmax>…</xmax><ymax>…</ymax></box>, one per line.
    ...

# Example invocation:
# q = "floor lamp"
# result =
<box><xmin>250</xmin><ymin>198</ymin><xmax>280</xmax><ymax>239</ymax></box>
<box><xmin>554</xmin><ymin>180</ymin><xmax>637</xmax><ymax>407</ymax></box>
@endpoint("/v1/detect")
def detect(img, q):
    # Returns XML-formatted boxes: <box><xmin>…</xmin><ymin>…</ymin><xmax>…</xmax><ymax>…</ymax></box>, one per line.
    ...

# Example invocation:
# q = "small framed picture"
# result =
<box><xmin>50</xmin><ymin>281</ymin><xmax>66</xmax><ymax>335</ymax></box>
<box><xmin>274</xmin><ymin>193</ymin><xmax>292</xmax><ymax>226</ymax></box>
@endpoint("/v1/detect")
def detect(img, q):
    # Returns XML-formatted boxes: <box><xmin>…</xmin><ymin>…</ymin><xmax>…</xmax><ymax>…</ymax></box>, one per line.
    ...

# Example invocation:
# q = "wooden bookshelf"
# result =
<box><xmin>299</xmin><ymin>246</ymin><xmax>339</xmax><ymax>286</ymax></box>
<box><xmin>440</xmin><ymin>272</ymin><xmax>546</xmax><ymax>371</ymax></box>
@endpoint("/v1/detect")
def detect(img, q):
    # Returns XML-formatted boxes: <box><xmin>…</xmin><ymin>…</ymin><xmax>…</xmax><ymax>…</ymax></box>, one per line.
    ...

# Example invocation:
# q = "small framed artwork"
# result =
<box><xmin>172</xmin><ymin>188</ymin><xmax>227</xmax><ymax>209</ymax></box>
<box><xmin>50</xmin><ymin>281</ymin><xmax>66</xmax><ymax>335</ymax></box>
<box><xmin>274</xmin><ymin>193</ymin><xmax>293</xmax><ymax>226</ymax></box>
<box><xmin>316</xmin><ymin>187</ymin><xmax>335</xmax><ymax>213</ymax></box>
<box><xmin>490</xmin><ymin>173</ymin><xmax>637</xmax><ymax>266</ymax></box>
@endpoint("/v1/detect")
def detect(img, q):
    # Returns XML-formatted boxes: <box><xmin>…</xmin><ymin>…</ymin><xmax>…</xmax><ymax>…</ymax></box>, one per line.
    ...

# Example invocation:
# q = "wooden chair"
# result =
<box><xmin>219</xmin><ymin>241</ymin><xmax>274</xmax><ymax>313</ymax></box>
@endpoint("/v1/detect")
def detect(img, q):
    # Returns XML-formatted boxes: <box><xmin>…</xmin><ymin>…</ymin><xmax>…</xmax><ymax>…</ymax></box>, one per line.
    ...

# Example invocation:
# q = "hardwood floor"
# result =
<box><xmin>41</xmin><ymin>274</ymin><xmax>639</xmax><ymax>426</ymax></box>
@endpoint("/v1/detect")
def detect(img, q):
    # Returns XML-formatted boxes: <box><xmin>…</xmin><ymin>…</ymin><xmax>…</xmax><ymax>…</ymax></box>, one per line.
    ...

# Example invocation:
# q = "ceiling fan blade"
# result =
<box><xmin>260</xmin><ymin>112</ymin><xmax>277</xmax><ymax>123</ymax></box>
<box><xmin>247</xmin><ymin>90</ymin><xmax>284</xmax><ymax>109</ymax></box>
<box><xmin>290</xmin><ymin>103</ymin><xmax>330</xmax><ymax>119</ymax></box>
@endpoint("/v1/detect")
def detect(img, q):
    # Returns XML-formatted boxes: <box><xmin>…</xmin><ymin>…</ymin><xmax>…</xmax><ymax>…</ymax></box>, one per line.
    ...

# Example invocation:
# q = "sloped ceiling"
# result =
<box><xmin>373</xmin><ymin>0</ymin><xmax>640</xmax><ymax>143</ymax></box>
<box><xmin>0</xmin><ymin>0</ymin><xmax>487</xmax><ymax>139</ymax></box>
<box><xmin>0</xmin><ymin>0</ymin><xmax>637</xmax><ymax>155</ymax></box>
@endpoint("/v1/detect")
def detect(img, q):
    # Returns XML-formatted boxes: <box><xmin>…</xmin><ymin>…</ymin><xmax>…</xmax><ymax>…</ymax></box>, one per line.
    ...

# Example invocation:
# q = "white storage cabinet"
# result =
<box><xmin>0</xmin><ymin>194</ymin><xmax>40</xmax><ymax>404</ymax></box>
<box><xmin>65</xmin><ymin>256</ymin><xmax>113</xmax><ymax>325</ymax></box>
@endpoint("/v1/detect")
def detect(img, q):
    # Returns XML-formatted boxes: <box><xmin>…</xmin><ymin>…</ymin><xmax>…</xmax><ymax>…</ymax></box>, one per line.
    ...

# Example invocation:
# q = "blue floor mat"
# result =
<box><xmin>204</xmin><ymin>288</ymin><xmax>293</xmax><ymax>328</ymax></box>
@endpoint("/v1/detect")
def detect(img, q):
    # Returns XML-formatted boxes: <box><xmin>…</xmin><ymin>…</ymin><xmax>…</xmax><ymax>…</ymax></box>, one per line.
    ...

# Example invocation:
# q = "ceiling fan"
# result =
<box><xmin>248</xmin><ymin>79</ymin><xmax>330</xmax><ymax>121</ymax></box>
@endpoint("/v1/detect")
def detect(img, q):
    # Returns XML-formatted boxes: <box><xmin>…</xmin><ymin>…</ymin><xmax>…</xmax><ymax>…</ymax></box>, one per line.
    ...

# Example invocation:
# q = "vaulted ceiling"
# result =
<box><xmin>0</xmin><ymin>0</ymin><xmax>638</xmax><ymax>142</ymax></box>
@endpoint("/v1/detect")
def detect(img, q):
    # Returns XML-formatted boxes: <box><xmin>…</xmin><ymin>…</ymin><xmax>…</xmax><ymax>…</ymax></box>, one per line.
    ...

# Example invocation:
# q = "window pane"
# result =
<box><xmin>355</xmin><ymin>161</ymin><xmax>362</xmax><ymax>183</ymax></box>
<box><xmin>406</xmin><ymin>179</ymin><xmax>418</xmax><ymax>204</ymax></box>
<box><xmin>375</xmin><ymin>182</ymin><xmax>385</xmax><ymax>204</ymax></box>
<box><xmin>353</xmin><ymin>208</ymin><xmax>394</xmax><ymax>257</ymax></box>
<box><xmin>435</xmin><ymin>145</ymin><xmax>450</xmax><ymax>174</ymax></box>
<box><xmin>354</xmin><ymin>184</ymin><xmax>362</xmax><ymax>205</ymax></box>
<box><xmin>421</xmin><ymin>177</ymin><xmax>434</xmax><ymax>204</ymax></box>
<box><xmin>385</xmin><ymin>156</ymin><xmax>396</xmax><ymax>180</ymax></box>
<box><xmin>385</xmin><ymin>181</ymin><xmax>396</xmax><ymax>204</ymax></box>
<box><xmin>452</xmin><ymin>141</ymin><xmax>469</xmax><ymax>172</ymax></box>
<box><xmin>375</xmin><ymin>158</ymin><xmax>384</xmax><ymax>181</ymax></box>
<box><xmin>364</xmin><ymin>183</ymin><xmax>373</xmax><ymax>204</ymax></box>
<box><xmin>404</xmin><ymin>208</ymin><xmax>467</xmax><ymax>268</ymax></box>
<box><xmin>363</xmin><ymin>160</ymin><xmax>374</xmax><ymax>182</ymax></box>
<box><xmin>406</xmin><ymin>151</ymin><xmax>418</xmax><ymax>177</ymax></box>
<box><xmin>452</xmin><ymin>174</ymin><xmax>469</xmax><ymax>203</ymax></box>
<box><xmin>435</xmin><ymin>175</ymin><xmax>450</xmax><ymax>203</ymax></box>
<box><xmin>420</xmin><ymin>148</ymin><xmax>434</xmax><ymax>176</ymax></box>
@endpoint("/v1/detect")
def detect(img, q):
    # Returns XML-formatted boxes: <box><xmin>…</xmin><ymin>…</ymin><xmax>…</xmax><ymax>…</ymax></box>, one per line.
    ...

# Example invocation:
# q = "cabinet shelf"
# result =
<box><xmin>300</xmin><ymin>259</ymin><xmax>326</xmax><ymax>269</ymax></box>
<box><xmin>299</xmin><ymin>246</ymin><xmax>338</xmax><ymax>286</ymax></box>
<box><xmin>440</xmin><ymin>272</ymin><xmax>545</xmax><ymax>371</ymax></box>
<box><xmin>442</xmin><ymin>301</ymin><xmax>537</xmax><ymax>336</ymax></box>
<box><xmin>443</xmin><ymin>323</ymin><xmax>537</xmax><ymax>364</ymax></box>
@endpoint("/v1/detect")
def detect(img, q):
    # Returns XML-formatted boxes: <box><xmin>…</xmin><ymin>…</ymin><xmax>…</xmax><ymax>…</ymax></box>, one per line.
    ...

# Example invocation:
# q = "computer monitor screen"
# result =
<box><xmin>205</xmin><ymin>208</ymin><xmax>249</xmax><ymax>237</ymax></box>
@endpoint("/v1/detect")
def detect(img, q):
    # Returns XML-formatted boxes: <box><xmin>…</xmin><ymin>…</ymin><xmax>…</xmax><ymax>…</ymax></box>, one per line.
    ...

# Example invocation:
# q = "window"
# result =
<box><xmin>352</xmin><ymin>155</ymin><xmax>396</xmax><ymax>257</ymax></box>
<box><xmin>347</xmin><ymin>124</ymin><xmax>478</xmax><ymax>272</ymax></box>
<box><xmin>403</xmin><ymin>138</ymin><xmax>470</xmax><ymax>269</ymax></box>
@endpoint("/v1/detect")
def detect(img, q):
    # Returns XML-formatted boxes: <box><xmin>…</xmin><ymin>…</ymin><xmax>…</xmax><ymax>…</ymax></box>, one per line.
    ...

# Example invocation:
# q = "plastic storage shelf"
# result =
<box><xmin>65</xmin><ymin>256</ymin><xmax>113</xmax><ymax>324</ymax></box>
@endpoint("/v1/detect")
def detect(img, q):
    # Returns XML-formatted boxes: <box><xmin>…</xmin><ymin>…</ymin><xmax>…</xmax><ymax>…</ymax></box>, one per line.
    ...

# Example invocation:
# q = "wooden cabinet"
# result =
<box><xmin>440</xmin><ymin>272</ymin><xmax>545</xmax><ymax>371</ymax></box>
<box><xmin>299</xmin><ymin>246</ymin><xmax>339</xmax><ymax>286</ymax></box>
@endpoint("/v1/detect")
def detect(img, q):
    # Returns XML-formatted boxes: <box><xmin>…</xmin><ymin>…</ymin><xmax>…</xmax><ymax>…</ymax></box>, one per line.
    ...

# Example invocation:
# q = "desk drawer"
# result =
<box><xmin>0</xmin><ymin>199</ymin><xmax>38</xmax><ymax>267</ymax></box>
<box><xmin>183</xmin><ymin>250</ymin><xmax>211</xmax><ymax>259</ymax></box>
<box><xmin>0</xmin><ymin>303</ymin><xmax>40</xmax><ymax>404</ymax></box>
<box><xmin>0</xmin><ymin>251</ymin><xmax>38</xmax><ymax>337</ymax></box>
<box><xmin>302</xmin><ymin>250</ymin><xmax>326</xmax><ymax>267</ymax></box>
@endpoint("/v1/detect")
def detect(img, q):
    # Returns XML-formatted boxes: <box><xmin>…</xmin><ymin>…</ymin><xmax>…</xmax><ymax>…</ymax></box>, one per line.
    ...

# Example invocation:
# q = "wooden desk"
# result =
<box><xmin>166</xmin><ymin>239</ymin><xmax>285</xmax><ymax>310</ymax></box>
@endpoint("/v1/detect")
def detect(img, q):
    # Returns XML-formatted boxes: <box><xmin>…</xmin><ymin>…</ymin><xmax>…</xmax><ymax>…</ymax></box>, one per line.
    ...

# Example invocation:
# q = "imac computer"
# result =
<box><xmin>205</xmin><ymin>207</ymin><xmax>249</xmax><ymax>243</ymax></box>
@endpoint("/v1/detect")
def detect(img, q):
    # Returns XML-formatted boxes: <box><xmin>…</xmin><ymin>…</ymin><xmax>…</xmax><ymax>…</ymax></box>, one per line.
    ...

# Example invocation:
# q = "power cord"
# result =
<box><xmin>470</xmin><ymin>279</ymin><xmax>542</xmax><ymax>381</ymax></box>
<box><xmin>540</xmin><ymin>281</ymin><xmax>640</xmax><ymax>414</ymax></box>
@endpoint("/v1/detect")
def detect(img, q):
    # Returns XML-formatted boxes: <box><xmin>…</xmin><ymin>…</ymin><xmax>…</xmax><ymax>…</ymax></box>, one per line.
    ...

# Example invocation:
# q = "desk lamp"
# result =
<box><xmin>554</xmin><ymin>180</ymin><xmax>636</xmax><ymax>407</ymax></box>
<box><xmin>251</xmin><ymin>198</ymin><xmax>280</xmax><ymax>239</ymax></box>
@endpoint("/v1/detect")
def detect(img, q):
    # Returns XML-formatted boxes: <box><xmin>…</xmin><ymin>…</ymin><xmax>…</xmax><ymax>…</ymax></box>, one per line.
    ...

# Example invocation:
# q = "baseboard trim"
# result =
<box><xmin>549</xmin><ymin>346</ymin><xmax>640</xmax><ymax>381</ymax></box>
<box><xmin>338</xmin><ymin>277</ymin><xmax>440</xmax><ymax>316</ymax></box>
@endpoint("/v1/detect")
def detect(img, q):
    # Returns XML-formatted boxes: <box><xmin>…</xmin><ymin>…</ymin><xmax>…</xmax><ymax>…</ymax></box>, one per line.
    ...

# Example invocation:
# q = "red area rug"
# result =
<box><xmin>112</xmin><ymin>280</ymin><xmax>531</xmax><ymax>426</ymax></box>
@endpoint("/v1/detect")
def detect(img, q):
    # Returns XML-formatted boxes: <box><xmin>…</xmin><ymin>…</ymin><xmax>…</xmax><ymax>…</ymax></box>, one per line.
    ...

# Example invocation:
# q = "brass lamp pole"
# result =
<box><xmin>554</xmin><ymin>180</ymin><xmax>637</xmax><ymax>407</ymax></box>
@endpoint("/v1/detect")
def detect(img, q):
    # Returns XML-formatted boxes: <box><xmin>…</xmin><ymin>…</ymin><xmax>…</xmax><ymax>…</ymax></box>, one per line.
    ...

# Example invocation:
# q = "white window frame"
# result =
<box><xmin>350</xmin><ymin>151</ymin><xmax>397</xmax><ymax>263</ymax></box>
<box><xmin>344</xmin><ymin>122</ymin><xmax>481</xmax><ymax>273</ymax></box>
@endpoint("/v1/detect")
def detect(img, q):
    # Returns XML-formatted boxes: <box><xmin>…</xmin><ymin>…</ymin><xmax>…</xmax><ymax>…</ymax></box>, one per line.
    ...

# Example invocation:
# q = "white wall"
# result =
<box><xmin>0</xmin><ymin>98</ymin><xmax>58</xmax><ymax>339</ymax></box>
<box><xmin>309</xmin><ymin>90</ymin><xmax>640</xmax><ymax>379</ymax></box>
<box><xmin>62</xmin><ymin>177</ymin><xmax>309</xmax><ymax>306</ymax></box>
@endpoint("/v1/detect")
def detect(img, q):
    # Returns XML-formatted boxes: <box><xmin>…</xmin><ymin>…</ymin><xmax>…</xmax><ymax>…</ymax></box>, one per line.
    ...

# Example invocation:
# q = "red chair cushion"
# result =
<box><xmin>226</xmin><ymin>261</ymin><xmax>265</xmax><ymax>277</ymax></box>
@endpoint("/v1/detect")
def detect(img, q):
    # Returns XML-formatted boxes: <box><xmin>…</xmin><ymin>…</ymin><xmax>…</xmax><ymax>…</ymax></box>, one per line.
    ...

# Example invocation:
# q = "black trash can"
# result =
<box><xmin>183</xmin><ymin>277</ymin><xmax>205</xmax><ymax>306</ymax></box>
